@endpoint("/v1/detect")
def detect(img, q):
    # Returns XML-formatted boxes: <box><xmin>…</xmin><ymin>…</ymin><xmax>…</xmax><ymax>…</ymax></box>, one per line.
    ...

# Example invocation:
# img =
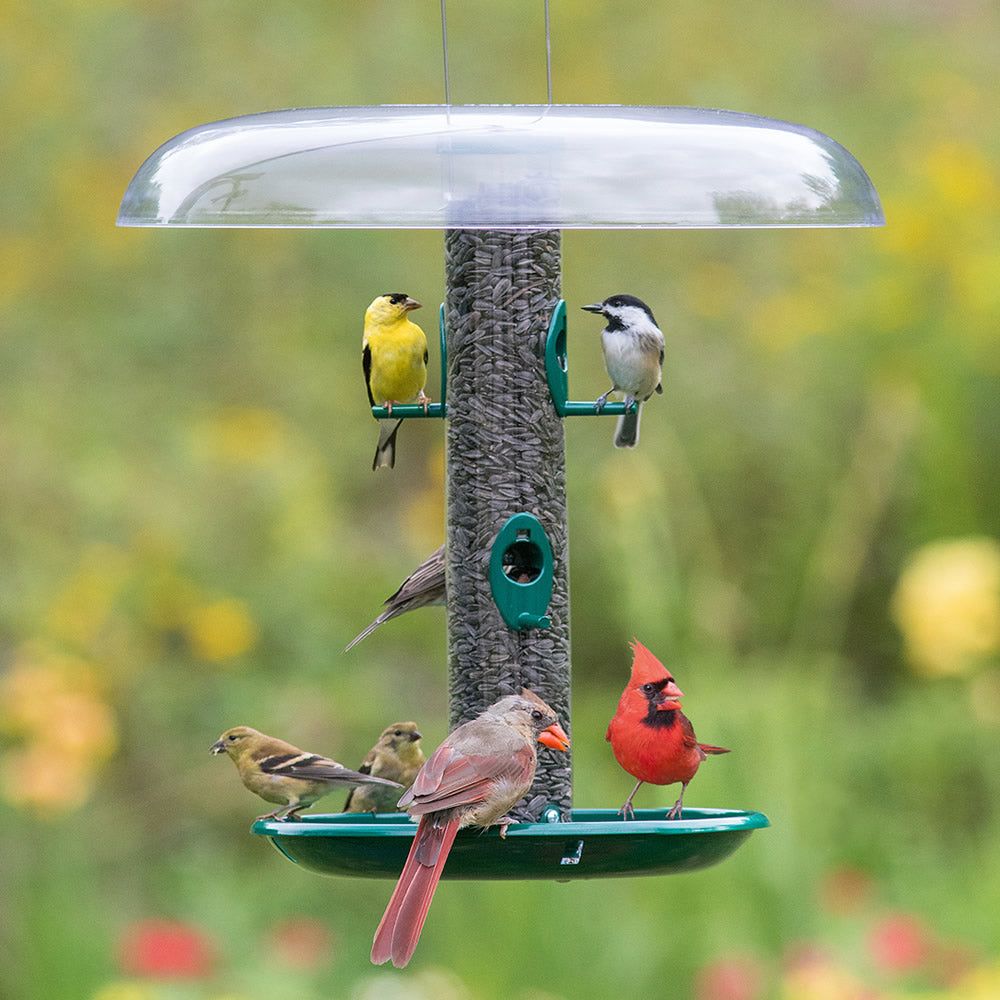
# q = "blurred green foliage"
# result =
<box><xmin>2</xmin><ymin>0</ymin><xmax>1000</xmax><ymax>998</ymax></box>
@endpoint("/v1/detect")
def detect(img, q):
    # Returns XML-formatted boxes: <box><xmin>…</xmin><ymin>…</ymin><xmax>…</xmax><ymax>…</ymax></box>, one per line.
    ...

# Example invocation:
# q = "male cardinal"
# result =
<box><xmin>343</xmin><ymin>722</ymin><xmax>426</xmax><ymax>814</ymax></box>
<box><xmin>371</xmin><ymin>690</ymin><xmax>570</xmax><ymax>968</ymax></box>
<box><xmin>211</xmin><ymin>726</ymin><xmax>402</xmax><ymax>821</ymax></box>
<box><xmin>606</xmin><ymin>640</ymin><xmax>729</xmax><ymax>820</ymax></box>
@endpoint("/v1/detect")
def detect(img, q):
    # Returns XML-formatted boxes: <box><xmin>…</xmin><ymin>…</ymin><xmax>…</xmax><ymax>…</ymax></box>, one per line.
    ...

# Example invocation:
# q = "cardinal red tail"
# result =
<box><xmin>698</xmin><ymin>743</ymin><xmax>731</xmax><ymax>755</ymax></box>
<box><xmin>371</xmin><ymin>814</ymin><xmax>460</xmax><ymax>968</ymax></box>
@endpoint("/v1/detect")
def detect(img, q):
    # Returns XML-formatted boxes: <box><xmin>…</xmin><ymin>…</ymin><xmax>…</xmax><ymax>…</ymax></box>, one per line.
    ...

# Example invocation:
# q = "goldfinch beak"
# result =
<box><xmin>210</xmin><ymin>739</ymin><xmax>226</xmax><ymax>755</ymax></box>
<box><xmin>403</xmin><ymin>297</ymin><xmax>422</xmax><ymax>311</ymax></box>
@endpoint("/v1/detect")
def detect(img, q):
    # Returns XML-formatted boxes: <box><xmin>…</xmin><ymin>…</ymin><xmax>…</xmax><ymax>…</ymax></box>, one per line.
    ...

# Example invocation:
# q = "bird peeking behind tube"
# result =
<box><xmin>605</xmin><ymin>640</ymin><xmax>729</xmax><ymax>821</ymax></box>
<box><xmin>581</xmin><ymin>294</ymin><xmax>665</xmax><ymax>448</ymax></box>
<box><xmin>211</xmin><ymin>726</ymin><xmax>403</xmax><ymax>821</ymax></box>
<box><xmin>362</xmin><ymin>293</ymin><xmax>430</xmax><ymax>470</ymax></box>
<box><xmin>343</xmin><ymin>722</ymin><xmax>426</xmax><ymax>814</ymax></box>
<box><xmin>345</xmin><ymin>545</ymin><xmax>446</xmax><ymax>652</ymax></box>
<box><xmin>371</xmin><ymin>690</ymin><xmax>570</xmax><ymax>968</ymax></box>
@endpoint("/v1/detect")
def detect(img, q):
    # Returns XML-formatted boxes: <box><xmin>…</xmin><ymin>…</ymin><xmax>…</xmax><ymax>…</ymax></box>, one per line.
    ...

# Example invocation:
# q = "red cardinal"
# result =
<box><xmin>371</xmin><ymin>690</ymin><xmax>570</xmax><ymax>968</ymax></box>
<box><xmin>606</xmin><ymin>639</ymin><xmax>729</xmax><ymax>820</ymax></box>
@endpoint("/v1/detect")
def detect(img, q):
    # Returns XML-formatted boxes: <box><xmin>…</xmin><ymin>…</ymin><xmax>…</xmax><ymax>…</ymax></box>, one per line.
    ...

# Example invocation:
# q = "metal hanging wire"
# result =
<box><xmin>440</xmin><ymin>1</ymin><xmax>554</xmax><ymax>106</ymax></box>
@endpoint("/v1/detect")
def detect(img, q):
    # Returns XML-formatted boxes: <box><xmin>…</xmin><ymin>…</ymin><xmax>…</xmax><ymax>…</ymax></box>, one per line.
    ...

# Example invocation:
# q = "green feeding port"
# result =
<box><xmin>489</xmin><ymin>513</ymin><xmax>554</xmax><ymax>630</ymax></box>
<box><xmin>545</xmin><ymin>298</ymin><xmax>638</xmax><ymax>417</ymax></box>
<box><xmin>256</xmin><ymin>809</ymin><xmax>770</xmax><ymax>881</ymax></box>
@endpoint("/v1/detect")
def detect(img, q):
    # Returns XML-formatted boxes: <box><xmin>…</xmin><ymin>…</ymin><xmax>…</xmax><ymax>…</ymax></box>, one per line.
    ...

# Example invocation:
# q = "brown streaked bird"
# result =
<box><xmin>345</xmin><ymin>546</ymin><xmax>445</xmax><ymax>652</ymax></box>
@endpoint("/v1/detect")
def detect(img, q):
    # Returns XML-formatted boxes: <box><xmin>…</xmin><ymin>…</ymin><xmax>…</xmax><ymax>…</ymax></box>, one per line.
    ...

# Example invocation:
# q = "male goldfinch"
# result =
<box><xmin>211</xmin><ymin>726</ymin><xmax>402</xmax><ymax>820</ymax></box>
<box><xmin>345</xmin><ymin>545</ymin><xmax>445</xmax><ymax>651</ymax></box>
<box><xmin>362</xmin><ymin>293</ymin><xmax>429</xmax><ymax>470</ymax></box>
<box><xmin>582</xmin><ymin>294</ymin><xmax>665</xmax><ymax>448</ymax></box>
<box><xmin>343</xmin><ymin>722</ymin><xmax>426</xmax><ymax>814</ymax></box>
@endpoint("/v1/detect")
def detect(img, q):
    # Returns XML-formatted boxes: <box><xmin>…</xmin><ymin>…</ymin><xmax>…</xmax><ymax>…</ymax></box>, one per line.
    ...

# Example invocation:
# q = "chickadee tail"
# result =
<box><xmin>373</xmin><ymin>418</ymin><xmax>403</xmax><ymax>470</ymax></box>
<box><xmin>614</xmin><ymin>406</ymin><xmax>641</xmax><ymax>448</ymax></box>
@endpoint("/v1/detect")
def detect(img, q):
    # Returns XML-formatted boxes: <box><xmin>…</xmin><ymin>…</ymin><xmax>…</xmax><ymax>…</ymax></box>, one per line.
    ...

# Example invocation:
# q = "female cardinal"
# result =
<box><xmin>371</xmin><ymin>690</ymin><xmax>570</xmax><ymax>968</ymax></box>
<box><xmin>606</xmin><ymin>640</ymin><xmax>729</xmax><ymax>820</ymax></box>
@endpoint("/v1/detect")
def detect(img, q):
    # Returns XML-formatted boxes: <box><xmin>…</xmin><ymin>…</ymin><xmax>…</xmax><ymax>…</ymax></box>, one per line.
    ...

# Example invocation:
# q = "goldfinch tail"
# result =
<box><xmin>373</xmin><ymin>419</ymin><xmax>404</xmax><ymax>470</ymax></box>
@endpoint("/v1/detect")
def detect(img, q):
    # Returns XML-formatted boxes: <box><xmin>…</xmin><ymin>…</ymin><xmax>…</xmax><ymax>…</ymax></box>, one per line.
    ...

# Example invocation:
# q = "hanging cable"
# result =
<box><xmin>544</xmin><ymin>0</ymin><xmax>553</xmax><ymax>104</ymax></box>
<box><xmin>441</xmin><ymin>0</ymin><xmax>451</xmax><ymax>109</ymax></box>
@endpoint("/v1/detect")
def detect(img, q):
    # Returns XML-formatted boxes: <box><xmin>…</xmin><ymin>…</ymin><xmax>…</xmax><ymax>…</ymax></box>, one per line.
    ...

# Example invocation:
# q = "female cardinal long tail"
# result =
<box><xmin>371</xmin><ymin>813</ymin><xmax>460</xmax><ymax>967</ymax></box>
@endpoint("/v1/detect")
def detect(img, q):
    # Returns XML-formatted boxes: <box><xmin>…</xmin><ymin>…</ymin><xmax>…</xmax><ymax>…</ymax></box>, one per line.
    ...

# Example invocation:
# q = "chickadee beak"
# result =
<box><xmin>581</xmin><ymin>302</ymin><xmax>604</xmax><ymax>314</ymax></box>
<box><xmin>537</xmin><ymin>722</ymin><xmax>571</xmax><ymax>751</ymax></box>
<box><xmin>403</xmin><ymin>297</ymin><xmax>422</xmax><ymax>311</ymax></box>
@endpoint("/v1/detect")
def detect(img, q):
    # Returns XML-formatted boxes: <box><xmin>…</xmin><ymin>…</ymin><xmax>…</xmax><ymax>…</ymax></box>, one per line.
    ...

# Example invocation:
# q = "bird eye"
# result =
<box><xmin>393</xmin><ymin>730</ymin><xmax>403</xmax><ymax>736</ymax></box>
<box><xmin>228</xmin><ymin>733</ymin><xmax>238</xmax><ymax>741</ymax></box>
<box><xmin>531</xmin><ymin>709</ymin><xmax>543</xmax><ymax>720</ymax></box>
<box><xmin>642</xmin><ymin>683</ymin><xmax>655</xmax><ymax>694</ymax></box>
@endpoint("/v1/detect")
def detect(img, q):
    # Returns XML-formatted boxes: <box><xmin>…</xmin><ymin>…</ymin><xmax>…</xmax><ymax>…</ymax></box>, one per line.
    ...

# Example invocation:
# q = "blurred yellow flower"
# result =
<box><xmin>185</xmin><ymin>598</ymin><xmax>259</xmax><ymax>663</ymax></box>
<box><xmin>921</xmin><ymin>141</ymin><xmax>996</xmax><ymax>209</ymax></box>
<box><xmin>45</xmin><ymin>543</ymin><xmax>133</xmax><ymax>647</ymax></box>
<box><xmin>0</xmin><ymin>743</ymin><xmax>96</xmax><ymax>816</ymax></box>
<box><xmin>780</xmin><ymin>952</ymin><xmax>873</xmax><ymax>1000</ymax></box>
<box><xmin>194</xmin><ymin>407</ymin><xmax>288</xmax><ymax>465</ymax></box>
<box><xmin>91</xmin><ymin>981</ymin><xmax>158</xmax><ymax>1000</ymax></box>
<box><xmin>949</xmin><ymin>963</ymin><xmax>1000</xmax><ymax>999</ymax></box>
<box><xmin>0</xmin><ymin>642</ymin><xmax>118</xmax><ymax>815</ymax></box>
<box><xmin>891</xmin><ymin>537</ymin><xmax>1000</xmax><ymax>677</ymax></box>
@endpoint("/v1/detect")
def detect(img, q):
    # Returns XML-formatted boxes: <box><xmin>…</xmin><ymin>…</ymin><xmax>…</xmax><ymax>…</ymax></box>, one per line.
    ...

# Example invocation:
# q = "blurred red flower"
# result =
<box><xmin>269</xmin><ymin>916</ymin><xmax>336</xmax><ymax>970</ymax></box>
<box><xmin>695</xmin><ymin>955</ymin><xmax>765</xmax><ymax>1000</ymax></box>
<box><xmin>118</xmin><ymin>919</ymin><xmax>214</xmax><ymax>979</ymax></box>
<box><xmin>867</xmin><ymin>912</ymin><xmax>931</xmax><ymax>974</ymax></box>
<box><xmin>819</xmin><ymin>866</ymin><xmax>874</xmax><ymax>916</ymax></box>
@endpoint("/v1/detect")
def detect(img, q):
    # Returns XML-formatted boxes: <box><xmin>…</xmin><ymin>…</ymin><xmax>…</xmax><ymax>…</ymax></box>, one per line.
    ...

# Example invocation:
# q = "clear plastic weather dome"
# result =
<box><xmin>117</xmin><ymin>105</ymin><xmax>884</xmax><ymax>229</ymax></box>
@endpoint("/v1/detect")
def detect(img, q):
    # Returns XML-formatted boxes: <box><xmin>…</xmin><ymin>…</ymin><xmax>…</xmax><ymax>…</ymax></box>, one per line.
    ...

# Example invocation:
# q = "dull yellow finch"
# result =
<box><xmin>343</xmin><ymin>722</ymin><xmax>426</xmax><ymax>814</ymax></box>
<box><xmin>211</xmin><ymin>726</ymin><xmax>402</xmax><ymax>821</ymax></box>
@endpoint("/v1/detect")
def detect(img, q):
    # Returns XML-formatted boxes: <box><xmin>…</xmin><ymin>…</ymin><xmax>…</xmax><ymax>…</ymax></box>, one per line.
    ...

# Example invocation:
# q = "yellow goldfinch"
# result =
<box><xmin>345</xmin><ymin>545</ymin><xmax>446</xmax><ymax>651</ymax></box>
<box><xmin>362</xmin><ymin>293</ymin><xmax>429</xmax><ymax>470</ymax></box>
<box><xmin>211</xmin><ymin>726</ymin><xmax>402</xmax><ymax>821</ymax></box>
<box><xmin>343</xmin><ymin>722</ymin><xmax>426</xmax><ymax>814</ymax></box>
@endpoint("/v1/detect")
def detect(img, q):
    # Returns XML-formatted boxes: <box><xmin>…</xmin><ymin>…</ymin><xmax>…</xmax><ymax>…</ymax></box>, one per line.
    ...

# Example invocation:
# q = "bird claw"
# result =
<box><xmin>622</xmin><ymin>395</ymin><xmax>637</xmax><ymax>414</ymax></box>
<box><xmin>594</xmin><ymin>390</ymin><xmax>612</xmax><ymax>413</ymax></box>
<box><xmin>617</xmin><ymin>802</ymin><xmax>636</xmax><ymax>822</ymax></box>
<box><xmin>417</xmin><ymin>391</ymin><xmax>431</xmax><ymax>413</ymax></box>
<box><xmin>496</xmin><ymin>816</ymin><xmax>516</xmax><ymax>839</ymax></box>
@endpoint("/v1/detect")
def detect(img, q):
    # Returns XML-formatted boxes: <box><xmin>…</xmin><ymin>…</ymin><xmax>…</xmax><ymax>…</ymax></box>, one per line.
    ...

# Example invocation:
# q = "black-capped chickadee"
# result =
<box><xmin>581</xmin><ymin>294</ymin><xmax>665</xmax><ymax>448</ymax></box>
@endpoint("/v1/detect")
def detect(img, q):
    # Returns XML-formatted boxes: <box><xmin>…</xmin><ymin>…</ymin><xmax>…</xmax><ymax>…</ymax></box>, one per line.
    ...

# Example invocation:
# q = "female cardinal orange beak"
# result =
<box><xmin>537</xmin><ymin>722</ymin><xmax>571</xmax><ymax>751</ymax></box>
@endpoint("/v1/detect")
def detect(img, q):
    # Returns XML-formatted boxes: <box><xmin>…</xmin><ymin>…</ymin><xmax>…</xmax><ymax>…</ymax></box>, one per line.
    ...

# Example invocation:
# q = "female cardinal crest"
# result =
<box><xmin>606</xmin><ymin>639</ymin><xmax>730</xmax><ymax>820</ymax></box>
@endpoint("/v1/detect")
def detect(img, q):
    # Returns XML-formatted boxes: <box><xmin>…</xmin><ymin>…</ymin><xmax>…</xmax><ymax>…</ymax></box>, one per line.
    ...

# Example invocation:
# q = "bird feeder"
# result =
<box><xmin>120</xmin><ymin>102</ymin><xmax>883</xmax><ymax>879</ymax></box>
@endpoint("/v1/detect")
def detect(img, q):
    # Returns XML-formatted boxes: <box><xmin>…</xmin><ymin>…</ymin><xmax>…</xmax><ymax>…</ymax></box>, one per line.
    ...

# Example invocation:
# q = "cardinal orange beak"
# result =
<box><xmin>656</xmin><ymin>698</ymin><xmax>683</xmax><ymax>711</ymax></box>
<box><xmin>537</xmin><ymin>722</ymin><xmax>571</xmax><ymax>751</ymax></box>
